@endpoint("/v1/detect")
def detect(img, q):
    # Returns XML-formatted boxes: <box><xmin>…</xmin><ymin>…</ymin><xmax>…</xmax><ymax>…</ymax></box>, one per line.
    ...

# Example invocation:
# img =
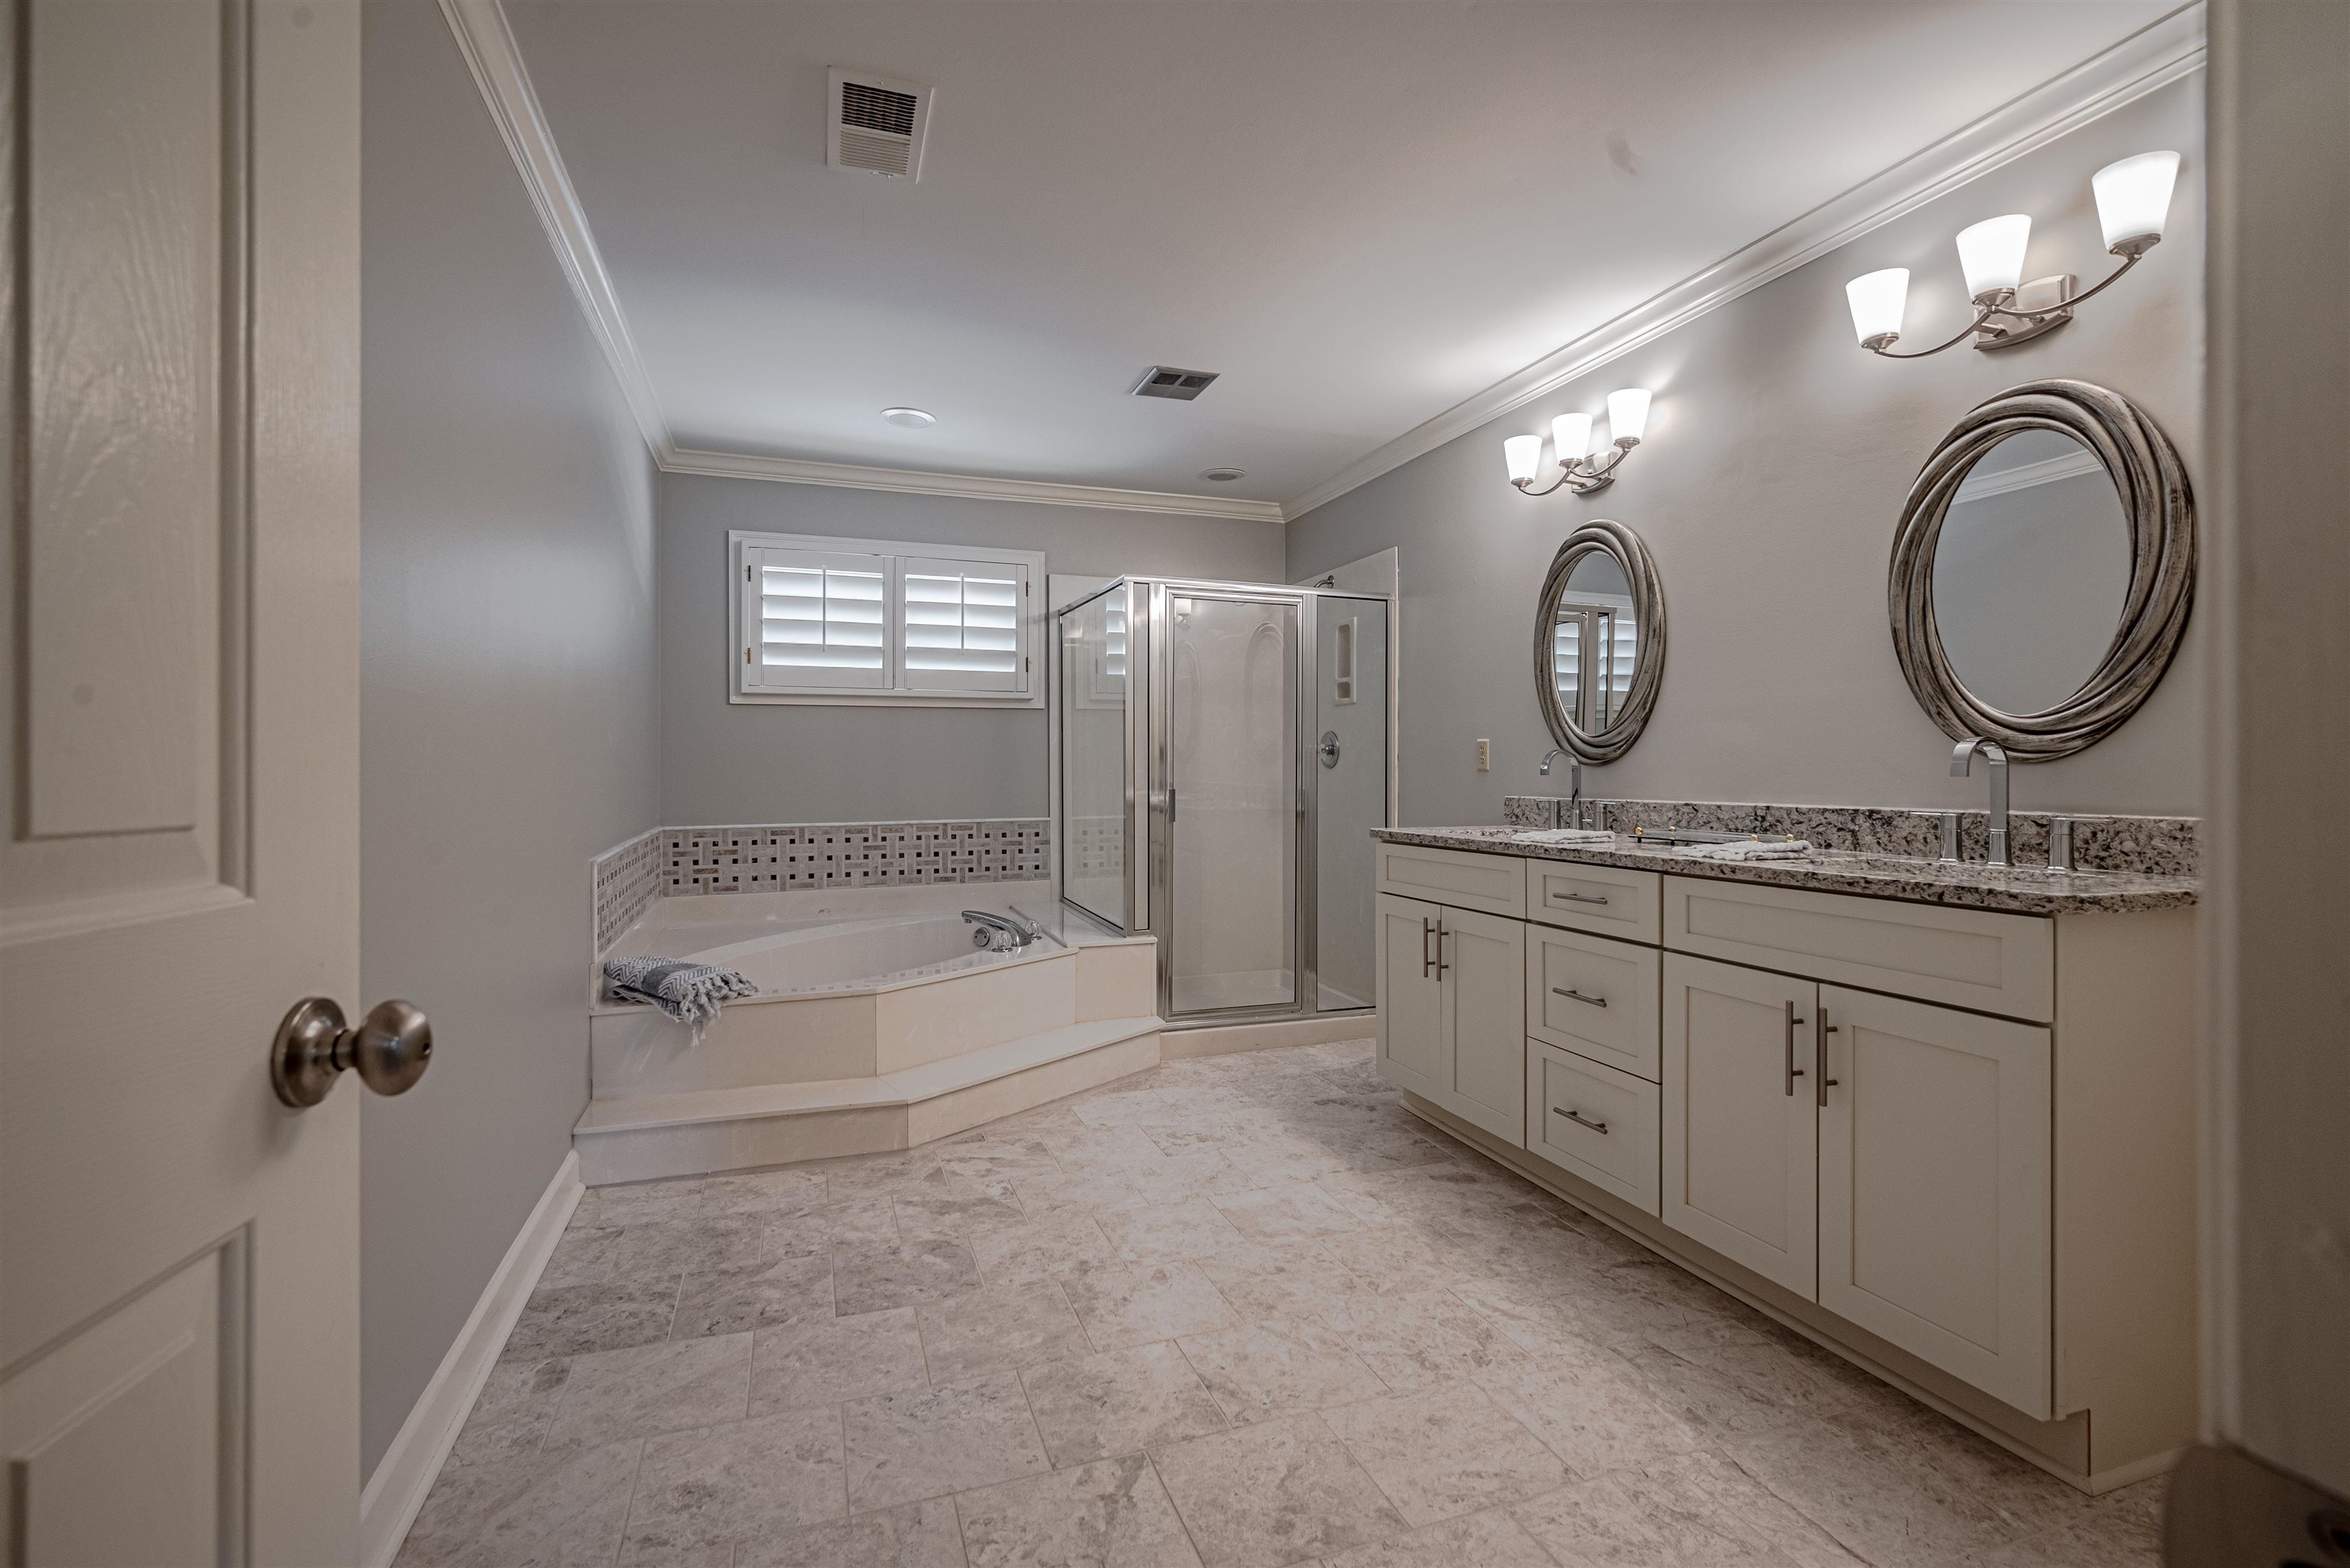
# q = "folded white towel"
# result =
<box><xmin>1513</xmin><ymin>828</ymin><xmax>1615</xmax><ymax>845</ymax></box>
<box><xmin>1678</xmin><ymin>839</ymin><xmax>1813</xmax><ymax>861</ymax></box>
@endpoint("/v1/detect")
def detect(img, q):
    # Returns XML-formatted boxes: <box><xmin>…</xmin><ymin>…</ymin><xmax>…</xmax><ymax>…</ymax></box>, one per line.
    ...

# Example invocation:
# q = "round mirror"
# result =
<box><xmin>1534</xmin><ymin>520</ymin><xmax>1665</xmax><ymax>764</ymax></box>
<box><xmin>1890</xmin><ymin>379</ymin><xmax>2193</xmax><ymax>759</ymax></box>
<box><xmin>1930</xmin><ymin>428</ymin><xmax>2132</xmax><ymax>715</ymax></box>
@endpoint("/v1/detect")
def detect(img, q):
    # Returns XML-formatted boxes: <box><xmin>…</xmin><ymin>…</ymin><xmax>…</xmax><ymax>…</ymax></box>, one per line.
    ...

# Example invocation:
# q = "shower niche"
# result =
<box><xmin>1055</xmin><ymin>577</ymin><xmax>1394</xmax><ymax>1026</ymax></box>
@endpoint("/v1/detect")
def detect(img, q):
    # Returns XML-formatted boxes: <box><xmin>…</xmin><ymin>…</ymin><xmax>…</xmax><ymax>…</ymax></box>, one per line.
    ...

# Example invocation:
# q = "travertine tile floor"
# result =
<box><xmin>397</xmin><ymin>1039</ymin><xmax>2165</xmax><ymax>1568</ymax></box>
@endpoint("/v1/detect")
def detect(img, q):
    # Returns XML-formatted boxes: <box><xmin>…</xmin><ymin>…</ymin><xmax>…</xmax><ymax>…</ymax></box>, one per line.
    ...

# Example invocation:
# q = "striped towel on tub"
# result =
<box><xmin>601</xmin><ymin>957</ymin><xmax>757</xmax><ymax>1043</ymax></box>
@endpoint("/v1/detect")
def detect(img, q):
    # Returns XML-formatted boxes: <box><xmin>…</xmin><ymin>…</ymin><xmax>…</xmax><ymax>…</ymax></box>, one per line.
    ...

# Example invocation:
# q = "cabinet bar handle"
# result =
<box><xmin>1554</xmin><ymin>1108</ymin><xmax>1610</xmax><ymax>1134</ymax></box>
<box><xmin>1817</xmin><ymin>1012</ymin><xmax>1838</xmax><ymax>1107</ymax></box>
<box><xmin>1783</xmin><ymin>1000</ymin><xmax>1807</xmax><ymax>1096</ymax></box>
<box><xmin>1552</xmin><ymin>987</ymin><xmax>1608</xmax><ymax>1008</ymax></box>
<box><xmin>1421</xmin><ymin>917</ymin><xmax>1434</xmax><ymax>978</ymax></box>
<box><xmin>1554</xmin><ymin>891</ymin><xmax>1610</xmax><ymax>906</ymax></box>
<box><xmin>1434</xmin><ymin>920</ymin><xmax>1450</xmax><ymax>979</ymax></box>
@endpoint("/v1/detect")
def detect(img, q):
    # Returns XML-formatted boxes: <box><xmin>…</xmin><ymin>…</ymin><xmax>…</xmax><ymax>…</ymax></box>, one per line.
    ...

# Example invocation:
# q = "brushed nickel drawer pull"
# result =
<box><xmin>1421</xmin><ymin>916</ymin><xmax>1434</xmax><ymax>978</ymax></box>
<box><xmin>1434</xmin><ymin>920</ymin><xmax>1450</xmax><ymax>979</ymax></box>
<box><xmin>1552</xmin><ymin>987</ymin><xmax>1608</xmax><ymax>1008</ymax></box>
<box><xmin>1554</xmin><ymin>1108</ymin><xmax>1610</xmax><ymax>1134</ymax></box>
<box><xmin>1783</xmin><ymin>1000</ymin><xmax>1807</xmax><ymax>1096</ymax></box>
<box><xmin>1554</xmin><ymin>891</ymin><xmax>1610</xmax><ymax>906</ymax></box>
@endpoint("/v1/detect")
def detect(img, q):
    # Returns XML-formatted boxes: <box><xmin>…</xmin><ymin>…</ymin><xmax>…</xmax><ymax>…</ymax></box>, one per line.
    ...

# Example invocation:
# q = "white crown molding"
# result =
<box><xmin>436</xmin><ymin>0</ymin><xmax>1285</xmax><ymax>526</ymax></box>
<box><xmin>437</xmin><ymin>0</ymin><xmax>669</xmax><ymax>459</ymax></box>
<box><xmin>1280</xmin><ymin>2</ymin><xmax>2207</xmax><ymax>522</ymax></box>
<box><xmin>662</xmin><ymin>446</ymin><xmax>1289</xmax><ymax>523</ymax></box>
<box><xmin>1953</xmin><ymin>446</ymin><xmax>2108</xmax><ymax>502</ymax></box>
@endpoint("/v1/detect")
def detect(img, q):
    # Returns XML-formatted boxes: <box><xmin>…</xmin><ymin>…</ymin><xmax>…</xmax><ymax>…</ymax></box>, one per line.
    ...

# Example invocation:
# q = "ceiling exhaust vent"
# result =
<box><xmin>828</xmin><ymin>68</ymin><xmax>932</xmax><ymax>180</ymax></box>
<box><xmin>1131</xmin><ymin>366</ymin><xmax>1219</xmax><ymax>401</ymax></box>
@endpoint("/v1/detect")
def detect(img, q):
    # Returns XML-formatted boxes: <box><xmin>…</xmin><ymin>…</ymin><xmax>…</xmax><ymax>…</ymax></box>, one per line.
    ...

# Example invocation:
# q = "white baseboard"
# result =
<box><xmin>360</xmin><ymin>1150</ymin><xmax>584</xmax><ymax>1568</ymax></box>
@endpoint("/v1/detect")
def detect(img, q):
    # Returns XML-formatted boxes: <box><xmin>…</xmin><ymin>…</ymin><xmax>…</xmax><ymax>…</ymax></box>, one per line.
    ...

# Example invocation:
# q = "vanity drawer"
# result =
<box><xmin>1525</xmin><ymin>859</ymin><xmax>1661</xmax><ymax>943</ymax></box>
<box><xmin>1663</xmin><ymin>876</ymin><xmax>2053</xmax><ymax>1023</ymax></box>
<box><xmin>1527</xmin><ymin>926</ymin><xmax>1661</xmax><ymax>1081</ymax></box>
<box><xmin>1377</xmin><ymin>842</ymin><xmax>1525</xmax><ymax>918</ymax></box>
<box><xmin>1527</xmin><ymin>1043</ymin><xmax>1661</xmax><ymax>1215</ymax></box>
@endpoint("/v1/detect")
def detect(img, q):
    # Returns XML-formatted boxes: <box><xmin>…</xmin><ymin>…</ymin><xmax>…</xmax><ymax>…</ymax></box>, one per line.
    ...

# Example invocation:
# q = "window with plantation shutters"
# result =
<box><xmin>731</xmin><ymin>532</ymin><xmax>1043</xmax><ymax>706</ymax></box>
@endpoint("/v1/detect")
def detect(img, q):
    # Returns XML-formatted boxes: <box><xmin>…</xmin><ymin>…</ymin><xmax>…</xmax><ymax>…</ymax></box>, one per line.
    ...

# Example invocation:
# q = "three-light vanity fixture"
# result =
<box><xmin>1502</xmin><ymin>387</ymin><xmax>1651</xmax><ymax>496</ymax></box>
<box><xmin>1844</xmin><ymin>151</ymin><xmax>2179</xmax><ymax>359</ymax></box>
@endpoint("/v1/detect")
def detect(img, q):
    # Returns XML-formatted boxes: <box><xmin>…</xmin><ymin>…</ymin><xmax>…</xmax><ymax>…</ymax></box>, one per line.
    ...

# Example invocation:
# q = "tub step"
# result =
<box><xmin>571</xmin><ymin>1016</ymin><xmax>1163</xmax><ymax>1185</ymax></box>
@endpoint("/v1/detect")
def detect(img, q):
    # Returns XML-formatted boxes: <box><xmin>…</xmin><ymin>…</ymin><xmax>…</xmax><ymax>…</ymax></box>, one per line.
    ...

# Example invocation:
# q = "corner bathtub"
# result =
<box><xmin>586</xmin><ymin>880</ymin><xmax>1159</xmax><ymax>1108</ymax></box>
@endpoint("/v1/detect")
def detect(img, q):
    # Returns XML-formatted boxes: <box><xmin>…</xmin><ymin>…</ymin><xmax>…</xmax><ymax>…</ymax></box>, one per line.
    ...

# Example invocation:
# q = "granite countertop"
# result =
<box><xmin>1373</xmin><ymin>825</ymin><xmax>2200</xmax><ymax>916</ymax></box>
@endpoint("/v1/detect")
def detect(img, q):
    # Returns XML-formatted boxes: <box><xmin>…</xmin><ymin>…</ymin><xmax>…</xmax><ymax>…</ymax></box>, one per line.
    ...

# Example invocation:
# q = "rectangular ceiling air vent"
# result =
<box><xmin>1130</xmin><ymin>366</ymin><xmax>1219</xmax><ymax>400</ymax></box>
<box><xmin>828</xmin><ymin>67</ymin><xmax>932</xmax><ymax>181</ymax></box>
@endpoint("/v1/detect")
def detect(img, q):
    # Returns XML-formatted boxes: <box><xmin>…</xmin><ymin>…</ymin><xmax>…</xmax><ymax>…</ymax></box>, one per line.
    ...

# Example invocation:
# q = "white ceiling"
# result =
<box><xmin>501</xmin><ymin>0</ymin><xmax>2176</xmax><ymax>511</ymax></box>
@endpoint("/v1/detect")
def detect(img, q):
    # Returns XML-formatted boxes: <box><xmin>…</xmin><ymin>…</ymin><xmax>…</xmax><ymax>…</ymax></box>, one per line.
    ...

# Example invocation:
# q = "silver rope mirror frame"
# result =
<box><xmin>1533</xmin><ymin>519</ymin><xmax>1668</xmax><ymax>765</ymax></box>
<box><xmin>1889</xmin><ymin>379</ymin><xmax>2193</xmax><ymax>760</ymax></box>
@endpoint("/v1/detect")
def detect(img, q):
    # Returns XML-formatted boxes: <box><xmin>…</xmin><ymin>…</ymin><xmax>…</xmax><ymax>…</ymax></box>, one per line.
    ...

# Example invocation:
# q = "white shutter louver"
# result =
<box><xmin>747</xmin><ymin>546</ymin><xmax>890</xmax><ymax>691</ymax></box>
<box><xmin>900</xmin><ymin>557</ymin><xmax>1028</xmax><ymax>692</ymax></box>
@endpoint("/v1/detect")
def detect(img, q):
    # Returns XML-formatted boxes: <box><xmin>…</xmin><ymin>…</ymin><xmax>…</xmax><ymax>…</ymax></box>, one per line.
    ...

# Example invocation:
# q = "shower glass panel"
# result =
<box><xmin>1058</xmin><ymin>586</ymin><xmax>1129</xmax><ymax>929</ymax></box>
<box><xmin>1165</xmin><ymin>591</ymin><xmax>1297</xmax><ymax>1016</ymax></box>
<box><xmin>1313</xmin><ymin>597</ymin><xmax>1387</xmax><ymax>1011</ymax></box>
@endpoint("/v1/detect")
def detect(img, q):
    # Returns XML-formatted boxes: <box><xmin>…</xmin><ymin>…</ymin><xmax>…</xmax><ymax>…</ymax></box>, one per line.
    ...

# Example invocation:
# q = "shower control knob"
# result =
<box><xmin>270</xmin><ymin>997</ymin><xmax>433</xmax><ymax>1108</ymax></box>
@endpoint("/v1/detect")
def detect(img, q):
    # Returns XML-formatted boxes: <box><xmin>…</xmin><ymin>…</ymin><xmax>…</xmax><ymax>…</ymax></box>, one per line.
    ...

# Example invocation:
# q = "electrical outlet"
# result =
<box><xmin>1476</xmin><ymin>739</ymin><xmax>1491</xmax><ymax>772</ymax></box>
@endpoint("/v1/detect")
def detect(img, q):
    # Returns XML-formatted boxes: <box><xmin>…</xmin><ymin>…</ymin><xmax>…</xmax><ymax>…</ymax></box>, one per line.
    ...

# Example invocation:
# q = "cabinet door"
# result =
<box><xmin>1375</xmin><ymin>894</ymin><xmax>1449</xmax><ymax>1103</ymax></box>
<box><xmin>1662</xmin><ymin>954</ymin><xmax>1818</xmax><ymax>1298</ymax></box>
<box><xmin>1439</xmin><ymin>906</ymin><xmax>1528</xmax><ymax>1146</ymax></box>
<box><xmin>1818</xmin><ymin>986</ymin><xmax>2052</xmax><ymax>1417</ymax></box>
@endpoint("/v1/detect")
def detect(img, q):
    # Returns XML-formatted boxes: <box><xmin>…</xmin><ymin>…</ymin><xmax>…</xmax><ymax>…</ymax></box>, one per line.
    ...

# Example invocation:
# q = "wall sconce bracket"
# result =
<box><xmin>1974</xmin><ymin>274</ymin><xmax>2076</xmax><ymax>351</ymax></box>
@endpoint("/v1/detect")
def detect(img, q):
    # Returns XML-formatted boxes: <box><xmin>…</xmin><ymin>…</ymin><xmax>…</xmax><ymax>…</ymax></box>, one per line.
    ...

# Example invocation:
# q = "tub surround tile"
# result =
<box><xmin>1375</xmin><ymin>825</ymin><xmax>2197</xmax><ymax>915</ymax></box>
<box><xmin>1151</xmin><ymin>1413</ymin><xmax>1409</xmax><ymax>1568</ymax></box>
<box><xmin>663</xmin><ymin>818</ymin><xmax>1052</xmax><ymax>896</ymax></box>
<box><xmin>841</xmin><ymin>1372</ymin><xmax>1053</xmax><ymax>1513</ymax></box>
<box><xmin>594</xmin><ymin>828</ymin><xmax>666</xmax><ymax>954</ymax></box>
<box><xmin>1019</xmin><ymin>1341</ymin><xmax>1231</xmax><ymax>1466</ymax></box>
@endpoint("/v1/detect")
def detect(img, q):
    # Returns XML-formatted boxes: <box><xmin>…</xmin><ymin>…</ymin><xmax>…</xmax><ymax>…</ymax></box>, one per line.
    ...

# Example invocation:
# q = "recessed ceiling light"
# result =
<box><xmin>880</xmin><ymin>407</ymin><xmax>936</xmax><ymax>428</ymax></box>
<box><xmin>1200</xmin><ymin>467</ymin><xmax>1247</xmax><ymax>483</ymax></box>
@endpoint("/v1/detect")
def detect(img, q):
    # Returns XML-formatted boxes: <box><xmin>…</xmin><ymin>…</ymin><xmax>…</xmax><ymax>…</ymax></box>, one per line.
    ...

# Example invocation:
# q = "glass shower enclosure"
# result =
<box><xmin>1055</xmin><ymin>577</ymin><xmax>1392</xmax><ymax>1026</ymax></box>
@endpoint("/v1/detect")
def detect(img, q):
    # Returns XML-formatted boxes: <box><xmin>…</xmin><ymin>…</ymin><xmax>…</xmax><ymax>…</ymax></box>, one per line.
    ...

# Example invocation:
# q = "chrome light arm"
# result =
<box><xmin>1866</xmin><ymin>240</ymin><xmax>2154</xmax><ymax>359</ymax></box>
<box><xmin>1512</xmin><ymin>437</ymin><xmax>1639</xmax><ymax>497</ymax></box>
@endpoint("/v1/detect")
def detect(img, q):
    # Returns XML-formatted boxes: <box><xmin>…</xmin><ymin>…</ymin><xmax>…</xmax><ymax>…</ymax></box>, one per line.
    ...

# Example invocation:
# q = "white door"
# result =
<box><xmin>0</xmin><ymin>4</ymin><xmax>368</xmax><ymax>1564</ymax></box>
<box><xmin>1437</xmin><ymin>906</ymin><xmax>1526</xmax><ymax>1147</ymax></box>
<box><xmin>1375</xmin><ymin>893</ymin><xmax>1448</xmax><ymax>1101</ymax></box>
<box><xmin>1662</xmin><ymin>954</ymin><xmax>1818</xmax><ymax>1297</ymax></box>
<box><xmin>1817</xmin><ymin>987</ymin><xmax>2053</xmax><ymax>1418</ymax></box>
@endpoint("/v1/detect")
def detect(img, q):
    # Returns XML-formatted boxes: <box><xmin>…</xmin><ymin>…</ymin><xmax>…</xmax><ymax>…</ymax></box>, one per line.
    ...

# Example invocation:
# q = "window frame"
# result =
<box><xmin>729</xmin><ymin>530</ymin><xmax>1046</xmax><ymax>708</ymax></box>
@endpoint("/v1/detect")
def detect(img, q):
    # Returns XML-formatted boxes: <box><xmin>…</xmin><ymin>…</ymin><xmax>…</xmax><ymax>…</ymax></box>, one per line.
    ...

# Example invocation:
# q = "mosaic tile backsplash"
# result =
<box><xmin>663</xmin><ymin>819</ymin><xmax>1051</xmax><ymax>896</ymax></box>
<box><xmin>1499</xmin><ymin>795</ymin><xmax>2197</xmax><ymax>877</ymax></box>
<box><xmin>591</xmin><ymin>829</ymin><xmax>665</xmax><ymax>953</ymax></box>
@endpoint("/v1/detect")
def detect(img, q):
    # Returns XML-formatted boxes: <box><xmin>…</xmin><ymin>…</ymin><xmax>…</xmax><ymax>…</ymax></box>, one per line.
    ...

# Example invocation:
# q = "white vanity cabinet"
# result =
<box><xmin>1374</xmin><ymin>893</ymin><xmax>1526</xmax><ymax>1146</ymax></box>
<box><xmin>1374</xmin><ymin>835</ymin><xmax>2198</xmax><ymax>1488</ymax></box>
<box><xmin>1661</xmin><ymin>954</ymin><xmax>1819</xmax><ymax>1297</ymax></box>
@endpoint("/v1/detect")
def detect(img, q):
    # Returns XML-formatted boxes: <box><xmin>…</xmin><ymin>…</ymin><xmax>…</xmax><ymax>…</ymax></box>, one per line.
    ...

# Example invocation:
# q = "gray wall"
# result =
<box><xmin>658</xmin><ymin>474</ymin><xmax>1284</xmax><ymax>825</ymax></box>
<box><xmin>360</xmin><ymin>0</ymin><xmax>659</xmax><ymax>1474</ymax></box>
<box><xmin>1287</xmin><ymin>80</ymin><xmax>2204</xmax><ymax>826</ymax></box>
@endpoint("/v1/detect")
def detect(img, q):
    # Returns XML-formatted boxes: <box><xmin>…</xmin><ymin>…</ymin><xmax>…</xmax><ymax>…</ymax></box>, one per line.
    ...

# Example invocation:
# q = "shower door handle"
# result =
<box><xmin>1166</xmin><ymin>786</ymin><xmax>1176</xmax><ymax>821</ymax></box>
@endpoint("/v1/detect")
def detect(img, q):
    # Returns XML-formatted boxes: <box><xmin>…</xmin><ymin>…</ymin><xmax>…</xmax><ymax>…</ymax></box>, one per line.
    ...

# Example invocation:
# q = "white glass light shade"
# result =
<box><xmin>1604</xmin><ymin>389</ymin><xmax>1651</xmax><ymax>445</ymax></box>
<box><xmin>1550</xmin><ymin>412</ymin><xmax>1593</xmax><ymax>463</ymax></box>
<box><xmin>2091</xmin><ymin>151</ymin><xmax>2180</xmax><ymax>251</ymax></box>
<box><xmin>1504</xmin><ymin>434</ymin><xmax>1544</xmax><ymax>485</ymax></box>
<box><xmin>1955</xmin><ymin>215</ymin><xmax>2031</xmax><ymax>300</ymax></box>
<box><xmin>1845</xmin><ymin>268</ymin><xmax>1909</xmax><ymax>344</ymax></box>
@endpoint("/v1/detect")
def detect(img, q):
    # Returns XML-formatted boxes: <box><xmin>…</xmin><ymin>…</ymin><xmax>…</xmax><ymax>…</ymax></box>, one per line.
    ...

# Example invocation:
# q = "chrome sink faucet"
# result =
<box><xmin>1540</xmin><ymin>750</ymin><xmax>1585</xmax><ymax>828</ymax></box>
<box><xmin>1950</xmin><ymin>737</ymin><xmax>2011</xmax><ymax>867</ymax></box>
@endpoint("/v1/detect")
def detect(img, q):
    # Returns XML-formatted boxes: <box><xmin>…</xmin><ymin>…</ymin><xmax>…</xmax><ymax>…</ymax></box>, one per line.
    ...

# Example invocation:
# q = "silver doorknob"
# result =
<box><xmin>271</xmin><ymin>997</ymin><xmax>432</xmax><ymax>1108</ymax></box>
